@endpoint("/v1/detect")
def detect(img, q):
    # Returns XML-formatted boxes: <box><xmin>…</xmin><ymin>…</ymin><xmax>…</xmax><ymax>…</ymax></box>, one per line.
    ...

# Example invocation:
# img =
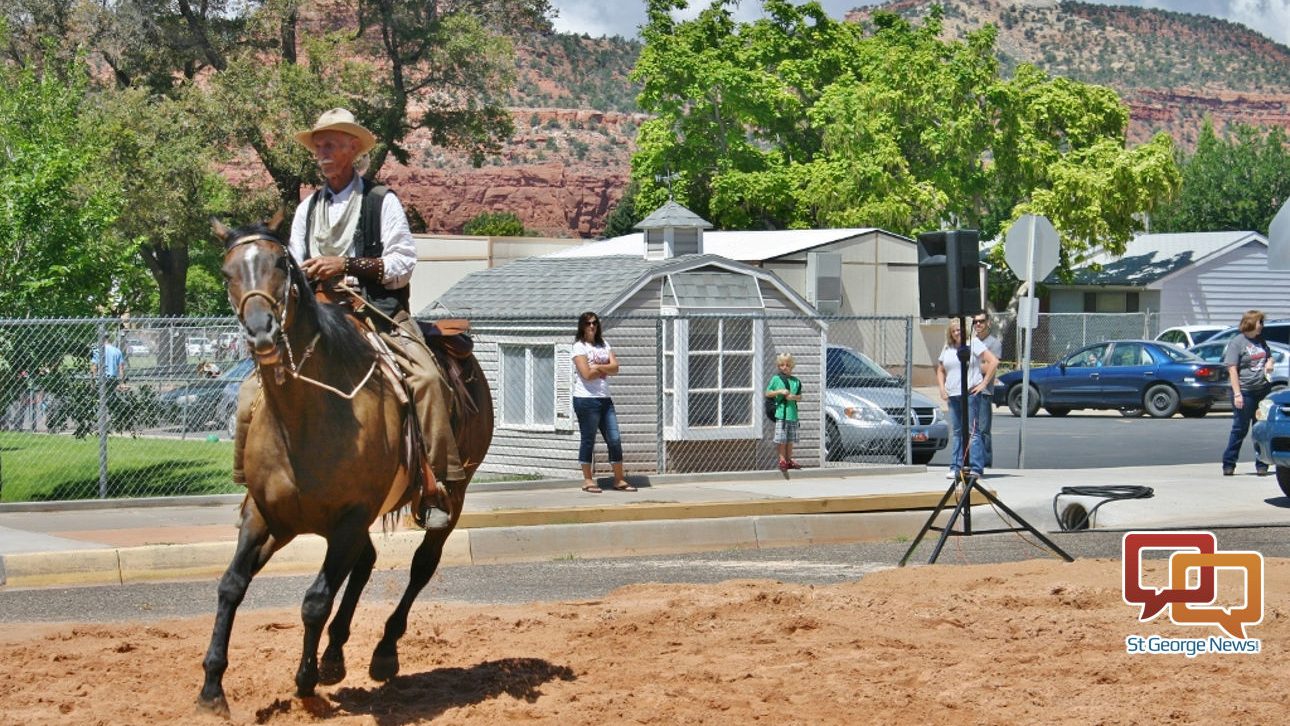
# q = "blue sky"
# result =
<box><xmin>549</xmin><ymin>1</ymin><xmax>1290</xmax><ymax>46</ymax></box>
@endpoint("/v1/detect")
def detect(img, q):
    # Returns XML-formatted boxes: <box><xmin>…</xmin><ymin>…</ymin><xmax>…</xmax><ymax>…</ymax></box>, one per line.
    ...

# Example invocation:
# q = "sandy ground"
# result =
<box><xmin>0</xmin><ymin>557</ymin><xmax>1285</xmax><ymax>725</ymax></box>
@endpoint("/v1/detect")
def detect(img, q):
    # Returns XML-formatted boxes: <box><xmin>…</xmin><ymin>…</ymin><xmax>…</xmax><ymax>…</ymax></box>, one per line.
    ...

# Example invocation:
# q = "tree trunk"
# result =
<box><xmin>139</xmin><ymin>242</ymin><xmax>190</xmax><ymax>317</ymax></box>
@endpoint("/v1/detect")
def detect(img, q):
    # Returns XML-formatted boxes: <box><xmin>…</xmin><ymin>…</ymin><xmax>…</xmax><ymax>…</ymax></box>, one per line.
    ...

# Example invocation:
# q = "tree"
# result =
<box><xmin>0</xmin><ymin>55</ymin><xmax>131</xmax><ymax>317</ymax></box>
<box><xmin>463</xmin><ymin>211</ymin><xmax>527</xmax><ymax>236</ymax></box>
<box><xmin>1152</xmin><ymin>120</ymin><xmax>1290</xmax><ymax>235</ymax></box>
<box><xmin>631</xmin><ymin>1</ymin><xmax>1180</xmax><ymax>268</ymax></box>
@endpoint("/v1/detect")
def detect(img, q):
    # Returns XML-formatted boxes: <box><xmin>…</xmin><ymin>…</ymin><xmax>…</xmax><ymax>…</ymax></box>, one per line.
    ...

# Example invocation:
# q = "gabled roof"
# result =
<box><xmin>420</xmin><ymin>254</ymin><xmax>815</xmax><ymax>318</ymax></box>
<box><xmin>635</xmin><ymin>200</ymin><xmax>712</xmax><ymax>229</ymax></box>
<box><xmin>1048</xmin><ymin>231</ymin><xmax>1268</xmax><ymax>287</ymax></box>
<box><xmin>547</xmin><ymin>227</ymin><xmax>900</xmax><ymax>262</ymax></box>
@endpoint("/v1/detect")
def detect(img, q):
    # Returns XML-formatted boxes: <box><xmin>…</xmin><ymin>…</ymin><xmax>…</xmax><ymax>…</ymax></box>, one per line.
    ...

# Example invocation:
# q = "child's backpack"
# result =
<box><xmin>764</xmin><ymin>374</ymin><xmax>790</xmax><ymax>422</ymax></box>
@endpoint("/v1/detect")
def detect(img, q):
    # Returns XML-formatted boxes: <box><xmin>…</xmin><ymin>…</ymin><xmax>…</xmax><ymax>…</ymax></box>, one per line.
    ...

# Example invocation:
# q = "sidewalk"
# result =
<box><xmin>2</xmin><ymin>463</ymin><xmax>1288</xmax><ymax>588</ymax></box>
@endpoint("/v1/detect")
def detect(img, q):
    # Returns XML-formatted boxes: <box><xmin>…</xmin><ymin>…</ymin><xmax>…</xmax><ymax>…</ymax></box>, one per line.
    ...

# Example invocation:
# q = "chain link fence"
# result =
<box><xmin>993</xmin><ymin>312</ymin><xmax>1164</xmax><ymax>366</ymax></box>
<box><xmin>0</xmin><ymin>317</ymin><xmax>248</xmax><ymax>502</ymax></box>
<box><xmin>2</xmin><ymin>311</ymin><xmax>1180</xmax><ymax>502</ymax></box>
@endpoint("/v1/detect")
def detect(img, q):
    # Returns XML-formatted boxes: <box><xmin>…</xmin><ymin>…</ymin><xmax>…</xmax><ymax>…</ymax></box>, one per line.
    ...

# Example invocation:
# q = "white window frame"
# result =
<box><xmin>497</xmin><ymin>342</ymin><xmax>560</xmax><ymax>431</ymax></box>
<box><xmin>663</xmin><ymin>315</ymin><xmax>762</xmax><ymax>440</ymax></box>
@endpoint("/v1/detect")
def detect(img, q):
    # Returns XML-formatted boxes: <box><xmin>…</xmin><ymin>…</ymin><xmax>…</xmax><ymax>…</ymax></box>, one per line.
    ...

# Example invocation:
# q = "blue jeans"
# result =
<box><xmin>1223</xmin><ymin>385</ymin><xmax>1270</xmax><ymax>469</ymax></box>
<box><xmin>972</xmin><ymin>392</ymin><xmax>994</xmax><ymax>468</ymax></box>
<box><xmin>948</xmin><ymin>393</ymin><xmax>985</xmax><ymax>475</ymax></box>
<box><xmin>573</xmin><ymin>396</ymin><xmax>623</xmax><ymax>465</ymax></box>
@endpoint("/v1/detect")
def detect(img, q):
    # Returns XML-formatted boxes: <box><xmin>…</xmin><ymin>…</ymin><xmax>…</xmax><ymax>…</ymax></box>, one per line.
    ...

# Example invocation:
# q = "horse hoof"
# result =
<box><xmin>318</xmin><ymin>654</ymin><xmax>346</xmax><ymax>685</ymax></box>
<box><xmin>369</xmin><ymin>654</ymin><xmax>400</xmax><ymax>682</ymax></box>
<box><xmin>195</xmin><ymin>693</ymin><xmax>230</xmax><ymax>719</ymax></box>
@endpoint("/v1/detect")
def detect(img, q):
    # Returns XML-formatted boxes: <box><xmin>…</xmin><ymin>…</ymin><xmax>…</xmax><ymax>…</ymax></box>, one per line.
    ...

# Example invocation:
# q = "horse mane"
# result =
<box><xmin>285</xmin><ymin>255</ymin><xmax>379</xmax><ymax>385</ymax></box>
<box><xmin>224</xmin><ymin>220</ymin><xmax>378</xmax><ymax>385</ymax></box>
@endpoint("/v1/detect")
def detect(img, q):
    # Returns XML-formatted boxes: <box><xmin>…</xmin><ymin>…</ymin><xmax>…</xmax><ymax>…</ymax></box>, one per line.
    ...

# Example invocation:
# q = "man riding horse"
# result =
<box><xmin>232</xmin><ymin>108</ymin><xmax>460</xmax><ymax>528</ymax></box>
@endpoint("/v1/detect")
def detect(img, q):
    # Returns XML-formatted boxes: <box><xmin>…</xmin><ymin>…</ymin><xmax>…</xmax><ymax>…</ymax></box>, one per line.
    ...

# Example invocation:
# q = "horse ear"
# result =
<box><xmin>211</xmin><ymin>217</ymin><xmax>233</xmax><ymax>244</ymax></box>
<box><xmin>266</xmin><ymin>208</ymin><xmax>286</xmax><ymax>233</ymax></box>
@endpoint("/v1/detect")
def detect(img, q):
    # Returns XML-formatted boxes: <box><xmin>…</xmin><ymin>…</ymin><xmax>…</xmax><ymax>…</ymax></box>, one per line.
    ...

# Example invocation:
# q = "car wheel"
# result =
<box><xmin>1045</xmin><ymin>407</ymin><xmax>1071</xmax><ymax>417</ymax></box>
<box><xmin>1007</xmin><ymin>385</ymin><xmax>1040</xmax><ymax>417</ymax></box>
<box><xmin>825</xmin><ymin>419</ymin><xmax>841</xmax><ymax>461</ymax></box>
<box><xmin>1271</xmin><ymin>383</ymin><xmax>1286</xmax><ymax>396</ymax></box>
<box><xmin>1180</xmin><ymin>405</ymin><xmax>1210</xmax><ymax>418</ymax></box>
<box><xmin>1278</xmin><ymin>467</ymin><xmax>1290</xmax><ymax>499</ymax></box>
<box><xmin>1143</xmin><ymin>384</ymin><xmax>1180</xmax><ymax>418</ymax></box>
<box><xmin>911</xmin><ymin>450</ymin><xmax>935</xmax><ymax>466</ymax></box>
<box><xmin>1119</xmin><ymin>407</ymin><xmax>1145</xmax><ymax>418</ymax></box>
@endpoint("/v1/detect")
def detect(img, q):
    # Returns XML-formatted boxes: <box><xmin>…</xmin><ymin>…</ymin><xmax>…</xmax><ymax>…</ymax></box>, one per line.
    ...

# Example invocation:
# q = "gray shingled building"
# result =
<box><xmin>421</xmin><ymin>214</ymin><xmax>825</xmax><ymax>479</ymax></box>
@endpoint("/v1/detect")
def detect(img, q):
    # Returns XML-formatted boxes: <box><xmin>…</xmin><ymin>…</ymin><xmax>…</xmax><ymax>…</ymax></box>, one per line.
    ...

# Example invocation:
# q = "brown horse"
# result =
<box><xmin>197</xmin><ymin>217</ymin><xmax>493</xmax><ymax>717</ymax></box>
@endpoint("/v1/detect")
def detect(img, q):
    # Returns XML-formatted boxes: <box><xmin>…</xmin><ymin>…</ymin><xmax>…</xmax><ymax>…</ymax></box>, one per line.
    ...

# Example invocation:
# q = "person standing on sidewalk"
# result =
<box><xmin>571</xmin><ymin>311</ymin><xmax>635</xmax><ymax>493</ymax></box>
<box><xmin>1222</xmin><ymin>309</ymin><xmax>1274</xmax><ymax>476</ymax></box>
<box><xmin>972</xmin><ymin>312</ymin><xmax>1003</xmax><ymax>469</ymax></box>
<box><xmin>766</xmin><ymin>353</ymin><xmax>803</xmax><ymax>471</ymax></box>
<box><xmin>937</xmin><ymin>318</ymin><xmax>998</xmax><ymax>482</ymax></box>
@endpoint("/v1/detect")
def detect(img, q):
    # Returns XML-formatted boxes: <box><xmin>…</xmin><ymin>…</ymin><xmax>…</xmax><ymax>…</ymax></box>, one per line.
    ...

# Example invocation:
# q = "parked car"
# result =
<box><xmin>1250</xmin><ymin>390</ymin><xmax>1290</xmax><ymax>497</ymax></box>
<box><xmin>160</xmin><ymin>358</ymin><xmax>255</xmax><ymax>431</ymax></box>
<box><xmin>124</xmin><ymin>337</ymin><xmax>152</xmax><ymax>357</ymax></box>
<box><xmin>1187</xmin><ymin>339</ymin><xmax>1290</xmax><ymax>411</ymax></box>
<box><xmin>992</xmin><ymin>339</ymin><xmax>1227</xmax><ymax>418</ymax></box>
<box><xmin>1155</xmin><ymin>325</ymin><xmax>1226</xmax><ymax>349</ymax></box>
<box><xmin>823</xmin><ymin>345</ymin><xmax>948</xmax><ymax>464</ymax></box>
<box><xmin>186</xmin><ymin>336</ymin><xmax>215</xmax><ymax>356</ymax></box>
<box><xmin>1204</xmin><ymin>319</ymin><xmax>1290</xmax><ymax>349</ymax></box>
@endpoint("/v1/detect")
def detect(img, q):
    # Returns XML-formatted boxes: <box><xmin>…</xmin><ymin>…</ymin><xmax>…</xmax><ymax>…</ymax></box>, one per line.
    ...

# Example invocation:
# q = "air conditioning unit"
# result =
<box><xmin>807</xmin><ymin>251</ymin><xmax>842</xmax><ymax>315</ymax></box>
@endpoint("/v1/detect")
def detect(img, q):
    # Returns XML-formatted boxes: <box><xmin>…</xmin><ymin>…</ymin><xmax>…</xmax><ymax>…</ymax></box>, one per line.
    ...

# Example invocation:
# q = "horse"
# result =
<box><xmin>197</xmin><ymin>215</ymin><xmax>493</xmax><ymax>717</ymax></box>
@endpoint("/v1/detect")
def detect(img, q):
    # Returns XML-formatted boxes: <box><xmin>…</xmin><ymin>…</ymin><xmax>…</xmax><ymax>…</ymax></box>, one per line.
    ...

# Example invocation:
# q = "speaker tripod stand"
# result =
<box><xmin>899</xmin><ymin>314</ymin><xmax>1074</xmax><ymax>566</ymax></box>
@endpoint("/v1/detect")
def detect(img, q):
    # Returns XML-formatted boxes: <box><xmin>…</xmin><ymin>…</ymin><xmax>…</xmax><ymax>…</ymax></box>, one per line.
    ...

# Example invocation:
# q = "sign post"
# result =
<box><xmin>1004</xmin><ymin>214</ymin><xmax>1060</xmax><ymax>469</ymax></box>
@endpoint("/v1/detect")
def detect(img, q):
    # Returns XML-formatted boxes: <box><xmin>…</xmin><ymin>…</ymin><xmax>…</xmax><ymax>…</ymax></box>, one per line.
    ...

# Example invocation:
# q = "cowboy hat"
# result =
<box><xmin>294</xmin><ymin>108</ymin><xmax>377</xmax><ymax>155</ymax></box>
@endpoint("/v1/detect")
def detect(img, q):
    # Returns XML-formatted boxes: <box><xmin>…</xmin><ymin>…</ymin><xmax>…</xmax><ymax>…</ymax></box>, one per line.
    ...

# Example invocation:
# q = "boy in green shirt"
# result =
<box><xmin>766</xmin><ymin>353</ymin><xmax>803</xmax><ymax>471</ymax></box>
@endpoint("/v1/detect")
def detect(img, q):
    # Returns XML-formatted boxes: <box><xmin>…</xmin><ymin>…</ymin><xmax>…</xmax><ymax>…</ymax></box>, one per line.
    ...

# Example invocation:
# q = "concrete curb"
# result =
<box><xmin>0</xmin><ymin>489</ymin><xmax>970</xmax><ymax>588</ymax></box>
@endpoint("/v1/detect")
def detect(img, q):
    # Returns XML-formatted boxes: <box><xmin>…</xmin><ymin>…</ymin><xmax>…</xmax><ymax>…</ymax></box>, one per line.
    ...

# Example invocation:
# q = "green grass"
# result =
<box><xmin>0</xmin><ymin>431</ymin><xmax>240</xmax><ymax>502</ymax></box>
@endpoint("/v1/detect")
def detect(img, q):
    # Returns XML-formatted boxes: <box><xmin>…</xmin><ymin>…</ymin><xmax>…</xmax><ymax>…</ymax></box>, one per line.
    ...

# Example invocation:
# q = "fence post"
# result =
<box><xmin>904</xmin><ymin>316</ymin><xmax>913</xmax><ymax>466</ymax></box>
<box><xmin>95</xmin><ymin>321</ymin><xmax>109</xmax><ymax>498</ymax></box>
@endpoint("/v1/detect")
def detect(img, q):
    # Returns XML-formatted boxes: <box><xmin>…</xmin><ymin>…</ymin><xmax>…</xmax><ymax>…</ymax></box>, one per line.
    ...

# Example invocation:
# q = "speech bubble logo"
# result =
<box><xmin>1168</xmin><ymin>552</ymin><xmax>1264</xmax><ymax>640</ymax></box>
<box><xmin>1122</xmin><ymin>532</ymin><xmax>1216</xmax><ymax>620</ymax></box>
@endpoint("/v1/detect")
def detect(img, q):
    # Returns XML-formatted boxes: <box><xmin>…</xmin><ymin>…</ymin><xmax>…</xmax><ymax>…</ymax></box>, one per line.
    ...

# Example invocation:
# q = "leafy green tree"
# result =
<box><xmin>631</xmin><ymin>1</ymin><xmax>1179</xmax><ymax>269</ymax></box>
<box><xmin>463</xmin><ymin>211</ymin><xmax>527</xmax><ymax>236</ymax></box>
<box><xmin>1152</xmin><ymin>120</ymin><xmax>1290</xmax><ymax>235</ymax></box>
<box><xmin>0</xmin><ymin>55</ymin><xmax>130</xmax><ymax>316</ymax></box>
<box><xmin>601</xmin><ymin>180</ymin><xmax>643</xmax><ymax>238</ymax></box>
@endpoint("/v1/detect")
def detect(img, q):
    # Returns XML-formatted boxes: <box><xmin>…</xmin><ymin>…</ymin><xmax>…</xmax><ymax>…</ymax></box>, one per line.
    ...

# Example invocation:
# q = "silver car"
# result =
<box><xmin>823</xmin><ymin>345</ymin><xmax>948</xmax><ymax>465</ymax></box>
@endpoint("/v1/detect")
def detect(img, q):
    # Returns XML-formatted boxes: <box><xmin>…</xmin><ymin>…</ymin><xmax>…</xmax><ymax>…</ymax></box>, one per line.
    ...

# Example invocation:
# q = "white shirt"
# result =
<box><xmin>939</xmin><ymin>338</ymin><xmax>988</xmax><ymax>396</ymax></box>
<box><xmin>572</xmin><ymin>340</ymin><xmax>613</xmax><ymax>398</ymax></box>
<box><xmin>288</xmin><ymin>174</ymin><xmax>416</xmax><ymax>288</ymax></box>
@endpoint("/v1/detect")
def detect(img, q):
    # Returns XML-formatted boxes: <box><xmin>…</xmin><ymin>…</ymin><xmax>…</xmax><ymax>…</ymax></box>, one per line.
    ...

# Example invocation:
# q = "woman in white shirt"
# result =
<box><xmin>571</xmin><ymin>312</ymin><xmax>634</xmax><ymax>493</ymax></box>
<box><xmin>936</xmin><ymin>318</ymin><xmax>998</xmax><ymax>482</ymax></box>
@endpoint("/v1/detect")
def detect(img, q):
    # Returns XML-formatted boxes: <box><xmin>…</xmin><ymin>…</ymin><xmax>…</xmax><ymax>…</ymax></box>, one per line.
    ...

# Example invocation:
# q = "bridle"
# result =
<box><xmin>225</xmin><ymin>232</ymin><xmax>376</xmax><ymax>398</ymax></box>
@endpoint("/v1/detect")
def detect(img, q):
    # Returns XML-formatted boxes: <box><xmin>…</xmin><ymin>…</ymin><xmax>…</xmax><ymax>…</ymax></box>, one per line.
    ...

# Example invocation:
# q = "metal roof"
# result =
<box><xmin>419</xmin><ymin>254</ymin><xmax>815</xmax><ymax>318</ymax></box>
<box><xmin>634</xmin><ymin>200</ymin><xmax>713</xmax><ymax>230</ymax></box>
<box><xmin>546</xmin><ymin>227</ymin><xmax>893</xmax><ymax>262</ymax></box>
<box><xmin>1048</xmin><ymin>231</ymin><xmax>1267</xmax><ymax>287</ymax></box>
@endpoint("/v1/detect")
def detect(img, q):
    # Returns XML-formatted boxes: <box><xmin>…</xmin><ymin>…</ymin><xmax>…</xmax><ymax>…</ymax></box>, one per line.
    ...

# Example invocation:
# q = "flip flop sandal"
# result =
<box><xmin>612</xmin><ymin>483</ymin><xmax>637</xmax><ymax>491</ymax></box>
<box><xmin>582</xmin><ymin>484</ymin><xmax>603</xmax><ymax>493</ymax></box>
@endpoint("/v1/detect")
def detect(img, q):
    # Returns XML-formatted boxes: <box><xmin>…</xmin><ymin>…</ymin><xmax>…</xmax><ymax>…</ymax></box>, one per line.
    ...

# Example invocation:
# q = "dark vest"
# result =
<box><xmin>304</xmin><ymin>177</ymin><xmax>411</xmax><ymax>319</ymax></box>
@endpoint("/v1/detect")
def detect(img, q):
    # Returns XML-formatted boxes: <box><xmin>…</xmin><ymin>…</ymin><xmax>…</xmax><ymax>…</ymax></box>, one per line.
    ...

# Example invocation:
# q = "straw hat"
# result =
<box><xmin>294</xmin><ymin>108</ymin><xmax>377</xmax><ymax>155</ymax></box>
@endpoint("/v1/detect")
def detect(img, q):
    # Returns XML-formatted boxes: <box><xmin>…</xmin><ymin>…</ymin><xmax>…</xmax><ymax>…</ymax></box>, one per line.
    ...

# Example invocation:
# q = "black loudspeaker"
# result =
<box><xmin>917</xmin><ymin>229</ymin><xmax>983</xmax><ymax>319</ymax></box>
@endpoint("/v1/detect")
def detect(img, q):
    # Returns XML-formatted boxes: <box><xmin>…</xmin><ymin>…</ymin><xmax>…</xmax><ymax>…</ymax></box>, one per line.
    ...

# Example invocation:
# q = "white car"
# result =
<box><xmin>186</xmin><ymin>336</ymin><xmax>215</xmax><ymax>356</ymax></box>
<box><xmin>1156</xmin><ymin>325</ymin><xmax>1226</xmax><ymax>349</ymax></box>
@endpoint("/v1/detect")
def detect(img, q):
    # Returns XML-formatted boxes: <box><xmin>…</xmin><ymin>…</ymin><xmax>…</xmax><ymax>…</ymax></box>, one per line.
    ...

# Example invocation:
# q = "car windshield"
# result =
<box><xmin>827</xmin><ymin>348</ymin><xmax>898</xmax><ymax>388</ymax></box>
<box><xmin>1157</xmin><ymin>345</ymin><xmax>1202</xmax><ymax>363</ymax></box>
<box><xmin>1191</xmin><ymin>329</ymin><xmax>1222</xmax><ymax>344</ymax></box>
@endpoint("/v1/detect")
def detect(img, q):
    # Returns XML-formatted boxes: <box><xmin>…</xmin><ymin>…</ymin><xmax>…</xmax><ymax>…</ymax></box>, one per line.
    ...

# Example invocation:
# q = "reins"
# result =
<box><xmin>227</xmin><ymin>233</ymin><xmax>378</xmax><ymax>400</ymax></box>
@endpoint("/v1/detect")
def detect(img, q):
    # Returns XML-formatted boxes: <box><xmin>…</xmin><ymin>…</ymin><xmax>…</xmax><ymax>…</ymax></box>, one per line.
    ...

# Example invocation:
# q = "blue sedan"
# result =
<box><xmin>1251</xmin><ymin>391</ymin><xmax>1290</xmax><ymax>497</ymax></box>
<box><xmin>992</xmin><ymin>339</ymin><xmax>1227</xmax><ymax>418</ymax></box>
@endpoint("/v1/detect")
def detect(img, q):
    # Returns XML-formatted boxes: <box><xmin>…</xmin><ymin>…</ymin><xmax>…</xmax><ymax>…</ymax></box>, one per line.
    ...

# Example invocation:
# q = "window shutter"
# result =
<box><xmin>554</xmin><ymin>343</ymin><xmax>574</xmax><ymax>432</ymax></box>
